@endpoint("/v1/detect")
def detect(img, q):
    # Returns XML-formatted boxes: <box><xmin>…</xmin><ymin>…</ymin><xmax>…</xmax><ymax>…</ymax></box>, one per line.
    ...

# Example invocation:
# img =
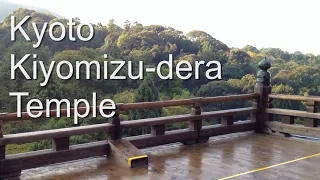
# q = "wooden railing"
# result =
<box><xmin>0</xmin><ymin>57</ymin><xmax>319</xmax><ymax>179</ymax></box>
<box><xmin>265</xmin><ymin>94</ymin><xmax>320</xmax><ymax>138</ymax></box>
<box><xmin>0</xmin><ymin>93</ymin><xmax>259</xmax><ymax>177</ymax></box>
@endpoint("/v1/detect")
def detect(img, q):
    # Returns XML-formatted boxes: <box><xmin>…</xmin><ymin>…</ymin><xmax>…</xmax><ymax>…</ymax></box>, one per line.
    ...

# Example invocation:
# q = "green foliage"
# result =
<box><xmin>128</xmin><ymin>74</ymin><xmax>162</xmax><ymax>119</ymax></box>
<box><xmin>6</xmin><ymin>143</ymin><xmax>33</xmax><ymax>155</ymax></box>
<box><xmin>127</xmin><ymin>74</ymin><xmax>162</xmax><ymax>135</ymax></box>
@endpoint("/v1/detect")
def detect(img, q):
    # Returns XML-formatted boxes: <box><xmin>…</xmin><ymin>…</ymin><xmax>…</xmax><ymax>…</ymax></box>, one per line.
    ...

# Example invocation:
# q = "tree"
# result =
<box><xmin>127</xmin><ymin>74</ymin><xmax>162</xmax><ymax>135</ymax></box>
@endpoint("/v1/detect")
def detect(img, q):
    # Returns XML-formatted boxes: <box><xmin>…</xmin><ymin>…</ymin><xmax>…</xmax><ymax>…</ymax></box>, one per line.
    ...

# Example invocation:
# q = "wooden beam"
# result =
<box><xmin>0</xmin><ymin>93</ymin><xmax>258</xmax><ymax>122</ymax></box>
<box><xmin>121</xmin><ymin>108</ymin><xmax>257</xmax><ymax>128</ymax></box>
<box><xmin>0</xmin><ymin>141</ymin><xmax>108</xmax><ymax>174</ymax></box>
<box><xmin>120</xmin><ymin>93</ymin><xmax>258</xmax><ymax>111</ymax></box>
<box><xmin>199</xmin><ymin>120</ymin><xmax>256</xmax><ymax>139</ymax></box>
<box><xmin>0</xmin><ymin>170</ymin><xmax>21</xmax><ymax>179</ymax></box>
<box><xmin>269</xmin><ymin>94</ymin><xmax>320</xmax><ymax>103</ymax></box>
<box><xmin>108</xmin><ymin>139</ymin><xmax>148</xmax><ymax>168</ymax></box>
<box><xmin>200</xmin><ymin>93</ymin><xmax>259</xmax><ymax>103</ymax></box>
<box><xmin>0</xmin><ymin>123</ymin><xmax>114</xmax><ymax>145</ymax></box>
<box><xmin>266</xmin><ymin>121</ymin><xmax>320</xmax><ymax>138</ymax></box>
<box><xmin>126</xmin><ymin>129</ymin><xmax>198</xmax><ymax>149</ymax></box>
<box><xmin>266</xmin><ymin>108</ymin><xmax>320</xmax><ymax>119</ymax></box>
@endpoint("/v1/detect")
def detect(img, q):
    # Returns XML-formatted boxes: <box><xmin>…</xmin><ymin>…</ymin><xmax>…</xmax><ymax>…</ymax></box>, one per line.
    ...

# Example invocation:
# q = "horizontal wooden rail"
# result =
<box><xmin>201</xmin><ymin>94</ymin><xmax>258</xmax><ymax>103</ymax></box>
<box><xmin>121</xmin><ymin>108</ymin><xmax>256</xmax><ymax>128</ymax></box>
<box><xmin>0</xmin><ymin>141</ymin><xmax>109</xmax><ymax>173</ymax></box>
<box><xmin>266</xmin><ymin>108</ymin><xmax>320</xmax><ymax>119</ymax></box>
<box><xmin>0</xmin><ymin>93</ymin><xmax>257</xmax><ymax>122</ymax></box>
<box><xmin>0</xmin><ymin>106</ymin><xmax>102</xmax><ymax>122</ymax></box>
<box><xmin>0</xmin><ymin>123</ymin><xmax>114</xmax><ymax>145</ymax></box>
<box><xmin>120</xmin><ymin>93</ymin><xmax>259</xmax><ymax>110</ymax></box>
<box><xmin>268</xmin><ymin>94</ymin><xmax>320</xmax><ymax>102</ymax></box>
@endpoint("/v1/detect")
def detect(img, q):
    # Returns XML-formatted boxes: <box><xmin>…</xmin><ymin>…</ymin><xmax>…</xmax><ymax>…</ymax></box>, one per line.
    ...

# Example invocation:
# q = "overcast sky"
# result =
<box><xmin>9</xmin><ymin>0</ymin><xmax>320</xmax><ymax>55</ymax></box>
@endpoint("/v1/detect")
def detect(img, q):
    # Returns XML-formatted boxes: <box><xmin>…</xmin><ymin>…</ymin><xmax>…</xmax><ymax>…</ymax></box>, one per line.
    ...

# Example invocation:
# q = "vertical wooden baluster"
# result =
<box><xmin>254</xmin><ymin>57</ymin><xmax>272</xmax><ymax>133</ymax></box>
<box><xmin>267</xmin><ymin>97</ymin><xmax>273</xmax><ymax>121</ymax></box>
<box><xmin>189</xmin><ymin>98</ymin><xmax>202</xmax><ymax>131</ymax></box>
<box><xmin>182</xmin><ymin>98</ymin><xmax>205</xmax><ymax>145</ymax></box>
<box><xmin>52</xmin><ymin>137</ymin><xmax>70</xmax><ymax>151</ymax></box>
<box><xmin>304</xmin><ymin>100</ymin><xmax>317</xmax><ymax>127</ymax></box>
<box><xmin>151</xmin><ymin>124</ymin><xmax>165</xmax><ymax>136</ymax></box>
<box><xmin>281</xmin><ymin>116</ymin><xmax>294</xmax><ymax>124</ymax></box>
<box><xmin>251</xmin><ymin>96</ymin><xmax>258</xmax><ymax>122</ymax></box>
<box><xmin>108</xmin><ymin>105</ymin><xmax>122</xmax><ymax>140</ymax></box>
<box><xmin>192</xmin><ymin>98</ymin><xmax>208</xmax><ymax>143</ymax></box>
<box><xmin>221</xmin><ymin>116</ymin><xmax>234</xmax><ymax>126</ymax></box>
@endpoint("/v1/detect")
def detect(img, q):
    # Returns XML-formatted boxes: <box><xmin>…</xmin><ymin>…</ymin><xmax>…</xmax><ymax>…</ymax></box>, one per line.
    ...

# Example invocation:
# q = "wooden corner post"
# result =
<box><xmin>254</xmin><ymin>57</ymin><xmax>272</xmax><ymax>133</ymax></box>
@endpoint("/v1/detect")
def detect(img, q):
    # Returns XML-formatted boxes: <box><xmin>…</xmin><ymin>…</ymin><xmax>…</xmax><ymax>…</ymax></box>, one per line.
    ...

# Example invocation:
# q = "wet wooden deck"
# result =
<box><xmin>20</xmin><ymin>132</ymin><xmax>320</xmax><ymax>180</ymax></box>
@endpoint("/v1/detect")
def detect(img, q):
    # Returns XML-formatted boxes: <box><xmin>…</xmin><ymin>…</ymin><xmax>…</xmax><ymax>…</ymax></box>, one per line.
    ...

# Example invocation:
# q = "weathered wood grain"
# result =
<box><xmin>266</xmin><ymin>121</ymin><xmax>320</xmax><ymax>138</ymax></box>
<box><xmin>269</xmin><ymin>94</ymin><xmax>320</xmax><ymax>102</ymax></box>
<box><xmin>266</xmin><ymin>108</ymin><xmax>320</xmax><ymax>119</ymax></box>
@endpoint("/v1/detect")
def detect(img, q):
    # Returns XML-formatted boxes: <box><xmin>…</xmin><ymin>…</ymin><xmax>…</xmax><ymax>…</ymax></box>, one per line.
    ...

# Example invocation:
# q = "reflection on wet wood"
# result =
<box><xmin>20</xmin><ymin>132</ymin><xmax>320</xmax><ymax>180</ymax></box>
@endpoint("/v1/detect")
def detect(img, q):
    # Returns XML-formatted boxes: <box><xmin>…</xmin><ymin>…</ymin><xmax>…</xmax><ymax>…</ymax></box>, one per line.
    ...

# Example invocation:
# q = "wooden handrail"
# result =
<box><xmin>0</xmin><ymin>123</ymin><xmax>114</xmax><ymax>145</ymax></box>
<box><xmin>201</xmin><ymin>94</ymin><xmax>259</xmax><ymax>103</ymax></box>
<box><xmin>0</xmin><ymin>93</ymin><xmax>258</xmax><ymax>122</ymax></box>
<box><xmin>266</xmin><ymin>108</ymin><xmax>320</xmax><ymax>119</ymax></box>
<box><xmin>120</xmin><ymin>93</ymin><xmax>259</xmax><ymax>110</ymax></box>
<box><xmin>121</xmin><ymin>108</ymin><xmax>256</xmax><ymax>128</ymax></box>
<box><xmin>268</xmin><ymin>94</ymin><xmax>320</xmax><ymax>102</ymax></box>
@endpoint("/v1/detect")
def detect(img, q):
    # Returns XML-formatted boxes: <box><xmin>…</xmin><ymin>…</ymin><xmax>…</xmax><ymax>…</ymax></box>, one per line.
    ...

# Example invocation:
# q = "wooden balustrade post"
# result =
<box><xmin>254</xmin><ymin>57</ymin><xmax>272</xmax><ymax>133</ymax></box>
<box><xmin>0</xmin><ymin>120</ymin><xmax>4</xmax><ymax>159</ymax></box>
<box><xmin>182</xmin><ymin>98</ymin><xmax>208</xmax><ymax>145</ymax></box>
<box><xmin>52</xmin><ymin>137</ymin><xmax>69</xmax><ymax>151</ymax></box>
<box><xmin>221</xmin><ymin>116</ymin><xmax>234</xmax><ymax>126</ymax></box>
<box><xmin>151</xmin><ymin>124</ymin><xmax>165</xmax><ymax>136</ymax></box>
<box><xmin>189</xmin><ymin>99</ymin><xmax>202</xmax><ymax>131</ymax></box>
<box><xmin>108</xmin><ymin>105</ymin><xmax>122</xmax><ymax>140</ymax></box>
<box><xmin>304</xmin><ymin>100</ymin><xmax>318</xmax><ymax>127</ymax></box>
<box><xmin>281</xmin><ymin>116</ymin><xmax>295</xmax><ymax>124</ymax></box>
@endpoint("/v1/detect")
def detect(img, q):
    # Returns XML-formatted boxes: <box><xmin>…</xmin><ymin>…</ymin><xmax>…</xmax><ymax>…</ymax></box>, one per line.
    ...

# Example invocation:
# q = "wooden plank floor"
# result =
<box><xmin>20</xmin><ymin>132</ymin><xmax>320</xmax><ymax>180</ymax></box>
